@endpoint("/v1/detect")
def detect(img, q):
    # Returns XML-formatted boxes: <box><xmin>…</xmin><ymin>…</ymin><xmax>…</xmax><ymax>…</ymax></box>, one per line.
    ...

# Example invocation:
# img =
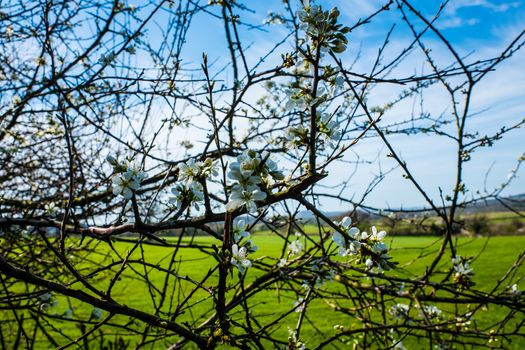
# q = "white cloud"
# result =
<box><xmin>446</xmin><ymin>0</ymin><xmax>521</xmax><ymax>15</ymax></box>
<box><xmin>337</xmin><ymin>0</ymin><xmax>387</xmax><ymax>19</ymax></box>
<box><xmin>436</xmin><ymin>16</ymin><xmax>480</xmax><ymax>29</ymax></box>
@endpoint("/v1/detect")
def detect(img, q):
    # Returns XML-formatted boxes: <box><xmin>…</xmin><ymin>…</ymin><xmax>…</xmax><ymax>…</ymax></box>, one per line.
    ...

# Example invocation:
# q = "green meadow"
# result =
<box><xmin>3</xmin><ymin>234</ymin><xmax>524</xmax><ymax>349</ymax></box>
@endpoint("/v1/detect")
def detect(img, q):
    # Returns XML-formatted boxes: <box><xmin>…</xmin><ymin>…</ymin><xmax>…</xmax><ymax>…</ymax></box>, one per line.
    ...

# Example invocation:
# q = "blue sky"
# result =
<box><xmin>139</xmin><ymin>0</ymin><xmax>525</xmax><ymax>210</ymax></box>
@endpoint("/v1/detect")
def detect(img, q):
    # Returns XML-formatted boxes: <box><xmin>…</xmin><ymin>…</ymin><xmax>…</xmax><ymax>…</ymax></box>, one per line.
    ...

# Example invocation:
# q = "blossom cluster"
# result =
<box><xmin>38</xmin><ymin>292</ymin><xmax>58</xmax><ymax>312</ymax></box>
<box><xmin>301</xmin><ymin>258</ymin><xmax>336</xmax><ymax>290</ymax></box>
<box><xmin>331</xmin><ymin>217</ymin><xmax>392</xmax><ymax>272</ymax></box>
<box><xmin>170</xmin><ymin>158</ymin><xmax>216</xmax><ymax>211</ymax></box>
<box><xmin>420</xmin><ymin>305</ymin><xmax>443</xmax><ymax>319</ymax></box>
<box><xmin>284</xmin><ymin>85</ymin><xmax>313</xmax><ymax>111</ymax></box>
<box><xmin>509</xmin><ymin>283</ymin><xmax>521</xmax><ymax>299</ymax></box>
<box><xmin>107</xmin><ymin>155</ymin><xmax>147</xmax><ymax>199</ymax></box>
<box><xmin>285</xmin><ymin>123</ymin><xmax>309</xmax><ymax>149</ymax></box>
<box><xmin>390</xmin><ymin>303</ymin><xmax>444</xmax><ymax>323</ymax></box>
<box><xmin>226</xmin><ymin>150</ymin><xmax>284</xmax><ymax>214</ymax></box>
<box><xmin>317</xmin><ymin>113</ymin><xmax>342</xmax><ymax>148</ymax></box>
<box><xmin>281</xmin><ymin>3</ymin><xmax>348</xmax><ymax>151</ymax></box>
<box><xmin>285</xmin><ymin>112</ymin><xmax>341</xmax><ymax>150</ymax></box>
<box><xmin>451</xmin><ymin>256</ymin><xmax>475</xmax><ymax>290</ymax></box>
<box><xmin>282</xmin><ymin>327</ymin><xmax>306</xmax><ymax>350</ymax></box>
<box><xmin>230</xmin><ymin>220</ymin><xmax>258</xmax><ymax>273</ymax></box>
<box><xmin>288</xmin><ymin>238</ymin><xmax>303</xmax><ymax>256</ymax></box>
<box><xmin>389</xmin><ymin>303</ymin><xmax>410</xmax><ymax>320</ymax></box>
<box><xmin>297</xmin><ymin>5</ymin><xmax>350</xmax><ymax>54</ymax></box>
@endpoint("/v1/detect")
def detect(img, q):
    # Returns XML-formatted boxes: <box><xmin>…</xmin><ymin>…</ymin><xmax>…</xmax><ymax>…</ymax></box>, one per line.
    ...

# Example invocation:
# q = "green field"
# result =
<box><xmin>2</xmin><ymin>234</ymin><xmax>525</xmax><ymax>349</ymax></box>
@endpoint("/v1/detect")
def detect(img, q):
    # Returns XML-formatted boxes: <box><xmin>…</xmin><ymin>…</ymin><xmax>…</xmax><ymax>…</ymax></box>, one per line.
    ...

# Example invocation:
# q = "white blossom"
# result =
<box><xmin>371</xmin><ymin>226</ymin><xmax>387</xmax><ymax>240</ymax></box>
<box><xmin>285</xmin><ymin>327</ymin><xmax>306</xmax><ymax>350</ymax></box>
<box><xmin>228</xmin><ymin>164</ymin><xmax>261</xmax><ymax>184</ymax></box>
<box><xmin>189</xmin><ymin>181</ymin><xmax>204</xmax><ymax>210</ymax></box>
<box><xmin>390</xmin><ymin>303</ymin><xmax>410</xmax><ymax>320</ymax></box>
<box><xmin>226</xmin><ymin>186</ymin><xmax>267</xmax><ymax>213</ymax></box>
<box><xmin>333</xmin><ymin>324</ymin><xmax>344</xmax><ymax>332</ymax></box>
<box><xmin>231</xmin><ymin>244</ymin><xmax>252</xmax><ymax>273</ymax></box>
<box><xmin>110</xmin><ymin>160</ymin><xmax>147</xmax><ymax>199</ymax></box>
<box><xmin>6</xmin><ymin>26</ymin><xmax>14</xmax><ymax>40</ymax></box>
<box><xmin>293</xmin><ymin>297</ymin><xmax>305</xmax><ymax>312</ymax></box>
<box><xmin>265</xmin><ymin>157</ymin><xmax>285</xmax><ymax>180</ymax></box>
<box><xmin>112</xmin><ymin>173</ymin><xmax>138</xmax><ymax>199</ymax></box>
<box><xmin>169</xmin><ymin>184</ymin><xmax>183</xmax><ymax>209</ymax></box>
<box><xmin>452</xmin><ymin>256</ymin><xmax>473</xmax><ymax>277</ymax></box>
<box><xmin>226</xmin><ymin>150</ymin><xmax>281</xmax><ymax>213</ymax></box>
<box><xmin>289</xmin><ymin>239</ymin><xmax>303</xmax><ymax>256</ymax></box>
<box><xmin>284</xmin><ymin>88</ymin><xmax>308</xmax><ymax>110</ymax></box>
<box><xmin>44</xmin><ymin>202</ymin><xmax>59</xmax><ymax>217</ymax></box>
<box><xmin>420</xmin><ymin>305</ymin><xmax>442</xmax><ymax>319</ymax></box>
<box><xmin>178</xmin><ymin>158</ymin><xmax>202</xmax><ymax>184</ymax></box>
<box><xmin>285</xmin><ymin>124</ymin><xmax>309</xmax><ymax>148</ymax></box>
<box><xmin>319</xmin><ymin>114</ymin><xmax>341</xmax><ymax>148</ymax></box>
<box><xmin>277</xmin><ymin>258</ymin><xmax>287</xmax><ymax>267</ymax></box>
<box><xmin>365</xmin><ymin>258</ymin><xmax>374</xmax><ymax>269</ymax></box>
<box><xmin>332</xmin><ymin>216</ymin><xmax>361</xmax><ymax>257</ymax></box>
<box><xmin>332</xmin><ymin>219</ymin><xmax>391</xmax><ymax>271</ymax></box>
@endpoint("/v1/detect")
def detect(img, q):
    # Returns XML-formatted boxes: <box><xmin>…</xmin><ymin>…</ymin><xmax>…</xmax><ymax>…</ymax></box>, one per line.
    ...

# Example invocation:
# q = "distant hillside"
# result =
<box><xmin>295</xmin><ymin>193</ymin><xmax>525</xmax><ymax>222</ymax></box>
<box><xmin>459</xmin><ymin>193</ymin><xmax>525</xmax><ymax>214</ymax></box>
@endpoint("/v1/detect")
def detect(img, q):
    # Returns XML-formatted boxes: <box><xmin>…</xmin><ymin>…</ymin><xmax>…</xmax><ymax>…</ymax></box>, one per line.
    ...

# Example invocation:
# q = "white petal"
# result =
<box><xmin>122</xmin><ymin>188</ymin><xmax>133</xmax><ymax>199</ymax></box>
<box><xmin>237</xmin><ymin>220</ymin><xmax>246</xmax><ymax>229</ymax></box>
<box><xmin>252</xmin><ymin>190</ymin><xmax>267</xmax><ymax>201</ymax></box>
<box><xmin>239</xmin><ymin>246</ymin><xmax>248</xmax><ymax>258</ymax></box>
<box><xmin>348</xmin><ymin>227</ymin><xmax>360</xmax><ymax>238</ymax></box>
<box><xmin>112</xmin><ymin>185</ymin><xmax>122</xmax><ymax>195</ymax></box>
<box><xmin>341</xmin><ymin>216</ymin><xmax>352</xmax><ymax>228</ymax></box>
<box><xmin>332</xmin><ymin>232</ymin><xmax>345</xmax><ymax>247</ymax></box>
<box><xmin>112</xmin><ymin>176</ymin><xmax>122</xmax><ymax>185</ymax></box>
<box><xmin>226</xmin><ymin>199</ymin><xmax>242</xmax><ymax>211</ymax></box>
<box><xmin>246</xmin><ymin>201</ymin><xmax>258</xmax><ymax>214</ymax></box>
<box><xmin>338</xmin><ymin>247</ymin><xmax>347</xmax><ymax>257</ymax></box>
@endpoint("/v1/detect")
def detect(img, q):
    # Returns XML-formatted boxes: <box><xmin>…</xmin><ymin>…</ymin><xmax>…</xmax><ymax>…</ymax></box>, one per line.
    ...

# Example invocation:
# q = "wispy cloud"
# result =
<box><xmin>436</xmin><ymin>16</ymin><xmax>480</xmax><ymax>29</ymax></box>
<box><xmin>446</xmin><ymin>0</ymin><xmax>522</xmax><ymax>16</ymax></box>
<box><xmin>337</xmin><ymin>0</ymin><xmax>388</xmax><ymax>20</ymax></box>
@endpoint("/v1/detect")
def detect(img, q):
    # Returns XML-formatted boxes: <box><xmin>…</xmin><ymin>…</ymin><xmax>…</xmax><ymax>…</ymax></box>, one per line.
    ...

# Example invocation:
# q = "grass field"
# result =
<box><xmin>3</xmin><ymin>234</ymin><xmax>525</xmax><ymax>349</ymax></box>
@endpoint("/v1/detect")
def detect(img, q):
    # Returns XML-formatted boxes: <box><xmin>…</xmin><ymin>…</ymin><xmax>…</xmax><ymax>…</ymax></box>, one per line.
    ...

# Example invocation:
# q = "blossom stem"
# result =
<box><xmin>308</xmin><ymin>44</ymin><xmax>321</xmax><ymax>174</ymax></box>
<box><xmin>216</xmin><ymin>211</ymin><xmax>232</xmax><ymax>336</ymax></box>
